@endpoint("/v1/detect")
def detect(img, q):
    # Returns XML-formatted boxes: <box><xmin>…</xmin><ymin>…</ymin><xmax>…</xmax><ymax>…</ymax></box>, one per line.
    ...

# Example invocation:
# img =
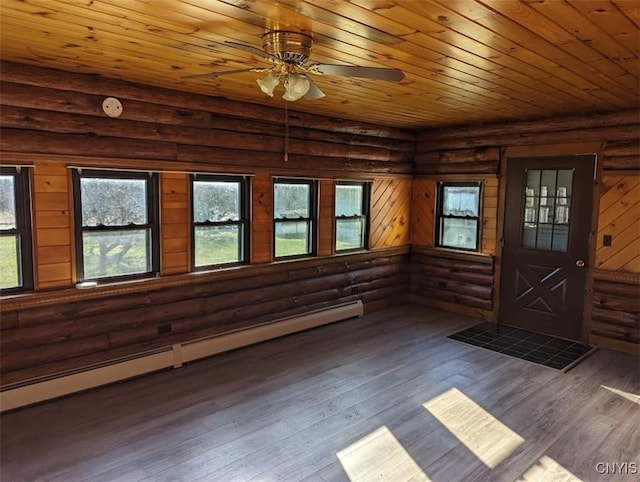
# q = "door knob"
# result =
<box><xmin>576</xmin><ymin>260</ymin><xmax>585</xmax><ymax>267</ymax></box>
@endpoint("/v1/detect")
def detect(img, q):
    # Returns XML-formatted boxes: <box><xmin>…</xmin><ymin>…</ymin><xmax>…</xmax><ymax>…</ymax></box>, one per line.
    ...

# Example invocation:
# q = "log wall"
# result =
<box><xmin>1</xmin><ymin>250</ymin><xmax>409</xmax><ymax>385</ymax></box>
<box><xmin>0</xmin><ymin>61</ymin><xmax>414</xmax><ymax>385</ymax></box>
<box><xmin>414</xmin><ymin>109</ymin><xmax>640</xmax><ymax>351</ymax></box>
<box><xmin>409</xmin><ymin>249</ymin><xmax>494</xmax><ymax>322</ymax></box>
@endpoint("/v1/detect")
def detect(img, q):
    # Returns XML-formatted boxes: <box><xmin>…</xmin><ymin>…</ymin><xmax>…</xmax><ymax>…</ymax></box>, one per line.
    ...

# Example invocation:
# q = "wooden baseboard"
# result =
<box><xmin>590</xmin><ymin>334</ymin><xmax>640</xmax><ymax>356</ymax></box>
<box><xmin>407</xmin><ymin>294</ymin><xmax>493</xmax><ymax>321</ymax></box>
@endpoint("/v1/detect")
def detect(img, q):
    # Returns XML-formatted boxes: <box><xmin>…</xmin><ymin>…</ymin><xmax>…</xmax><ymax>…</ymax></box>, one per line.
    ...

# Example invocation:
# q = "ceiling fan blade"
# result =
<box><xmin>304</xmin><ymin>77</ymin><xmax>325</xmax><ymax>100</ymax></box>
<box><xmin>181</xmin><ymin>68</ymin><xmax>265</xmax><ymax>80</ymax></box>
<box><xmin>225</xmin><ymin>41</ymin><xmax>279</xmax><ymax>62</ymax></box>
<box><xmin>313</xmin><ymin>64</ymin><xmax>405</xmax><ymax>81</ymax></box>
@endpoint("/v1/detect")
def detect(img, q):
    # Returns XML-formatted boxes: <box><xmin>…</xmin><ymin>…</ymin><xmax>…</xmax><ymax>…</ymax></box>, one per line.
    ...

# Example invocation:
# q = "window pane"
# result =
<box><xmin>523</xmin><ymin>169</ymin><xmax>573</xmax><ymax>251</ymax></box>
<box><xmin>193</xmin><ymin>181</ymin><xmax>240</xmax><ymax>222</ymax></box>
<box><xmin>194</xmin><ymin>225</ymin><xmax>242</xmax><ymax>266</ymax></box>
<box><xmin>0</xmin><ymin>175</ymin><xmax>16</xmax><ymax>230</ymax></box>
<box><xmin>442</xmin><ymin>186</ymin><xmax>479</xmax><ymax>217</ymax></box>
<box><xmin>274</xmin><ymin>183</ymin><xmax>310</xmax><ymax>218</ymax></box>
<box><xmin>0</xmin><ymin>235</ymin><xmax>20</xmax><ymax>289</ymax></box>
<box><xmin>336</xmin><ymin>218</ymin><xmax>365</xmax><ymax>250</ymax></box>
<box><xmin>275</xmin><ymin>221</ymin><xmax>310</xmax><ymax>257</ymax></box>
<box><xmin>336</xmin><ymin>185</ymin><xmax>363</xmax><ymax>216</ymax></box>
<box><xmin>82</xmin><ymin>229</ymin><xmax>150</xmax><ymax>279</ymax></box>
<box><xmin>81</xmin><ymin>178</ymin><xmax>147</xmax><ymax>226</ymax></box>
<box><xmin>440</xmin><ymin>218</ymin><xmax>478</xmax><ymax>249</ymax></box>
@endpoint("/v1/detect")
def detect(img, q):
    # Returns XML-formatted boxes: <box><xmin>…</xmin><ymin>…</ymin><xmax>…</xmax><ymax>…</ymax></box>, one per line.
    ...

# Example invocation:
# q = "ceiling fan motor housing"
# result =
<box><xmin>263</xmin><ymin>31</ymin><xmax>313</xmax><ymax>64</ymax></box>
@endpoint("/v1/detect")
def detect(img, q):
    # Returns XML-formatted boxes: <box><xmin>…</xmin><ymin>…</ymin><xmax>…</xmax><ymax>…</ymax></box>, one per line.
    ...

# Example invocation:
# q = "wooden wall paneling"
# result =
<box><xmin>160</xmin><ymin>173</ymin><xmax>189</xmax><ymax>275</ymax></box>
<box><xmin>411</xmin><ymin>178</ymin><xmax>435</xmax><ymax>248</ymax></box>
<box><xmin>317</xmin><ymin>180</ymin><xmax>335</xmax><ymax>257</ymax></box>
<box><xmin>32</xmin><ymin>163</ymin><xmax>73</xmax><ymax>290</ymax></box>
<box><xmin>596</xmin><ymin>175</ymin><xmax>640</xmax><ymax>272</ymax></box>
<box><xmin>482</xmin><ymin>177</ymin><xmax>499</xmax><ymax>255</ymax></box>
<box><xmin>251</xmin><ymin>172</ymin><xmax>272</xmax><ymax>264</ymax></box>
<box><xmin>369</xmin><ymin>178</ymin><xmax>412</xmax><ymax>249</ymax></box>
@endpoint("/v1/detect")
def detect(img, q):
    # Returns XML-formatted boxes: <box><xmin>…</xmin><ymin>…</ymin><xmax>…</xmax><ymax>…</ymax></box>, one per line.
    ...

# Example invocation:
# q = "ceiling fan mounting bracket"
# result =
<box><xmin>262</xmin><ymin>30</ymin><xmax>313</xmax><ymax>64</ymax></box>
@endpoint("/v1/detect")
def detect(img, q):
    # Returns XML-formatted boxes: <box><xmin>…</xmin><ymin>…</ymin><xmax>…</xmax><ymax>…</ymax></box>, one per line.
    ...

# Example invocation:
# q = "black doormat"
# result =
<box><xmin>448</xmin><ymin>323</ymin><xmax>595</xmax><ymax>372</ymax></box>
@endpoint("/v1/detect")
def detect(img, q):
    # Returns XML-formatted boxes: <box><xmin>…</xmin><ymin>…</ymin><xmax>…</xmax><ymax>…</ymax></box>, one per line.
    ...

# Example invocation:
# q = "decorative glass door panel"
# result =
<box><xmin>522</xmin><ymin>169</ymin><xmax>573</xmax><ymax>252</ymax></box>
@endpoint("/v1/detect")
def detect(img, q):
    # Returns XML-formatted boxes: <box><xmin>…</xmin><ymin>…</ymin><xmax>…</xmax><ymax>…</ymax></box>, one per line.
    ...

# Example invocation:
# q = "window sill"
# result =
<box><xmin>412</xmin><ymin>246</ymin><xmax>493</xmax><ymax>264</ymax></box>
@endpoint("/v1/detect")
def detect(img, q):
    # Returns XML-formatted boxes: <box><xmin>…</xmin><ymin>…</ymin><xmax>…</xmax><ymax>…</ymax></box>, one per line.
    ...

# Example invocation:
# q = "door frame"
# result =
<box><xmin>493</xmin><ymin>142</ymin><xmax>604</xmax><ymax>344</ymax></box>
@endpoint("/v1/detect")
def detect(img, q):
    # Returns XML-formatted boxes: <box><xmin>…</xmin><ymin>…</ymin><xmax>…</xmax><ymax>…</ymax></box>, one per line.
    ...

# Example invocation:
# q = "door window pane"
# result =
<box><xmin>522</xmin><ymin>169</ymin><xmax>573</xmax><ymax>252</ymax></box>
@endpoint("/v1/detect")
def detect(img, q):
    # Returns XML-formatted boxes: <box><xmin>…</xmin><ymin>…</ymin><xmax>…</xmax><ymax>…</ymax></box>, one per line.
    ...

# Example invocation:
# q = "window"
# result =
<box><xmin>335</xmin><ymin>181</ymin><xmax>370</xmax><ymax>251</ymax></box>
<box><xmin>191</xmin><ymin>175</ymin><xmax>249</xmax><ymax>269</ymax></box>
<box><xmin>0</xmin><ymin>167</ymin><xmax>33</xmax><ymax>292</ymax></box>
<box><xmin>273</xmin><ymin>179</ymin><xmax>317</xmax><ymax>259</ymax></box>
<box><xmin>435</xmin><ymin>181</ymin><xmax>482</xmax><ymax>251</ymax></box>
<box><xmin>73</xmin><ymin>169</ymin><xmax>159</xmax><ymax>282</ymax></box>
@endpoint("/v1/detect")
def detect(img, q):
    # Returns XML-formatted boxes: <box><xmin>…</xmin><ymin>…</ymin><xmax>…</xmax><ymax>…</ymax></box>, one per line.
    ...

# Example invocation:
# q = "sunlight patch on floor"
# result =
<box><xmin>602</xmin><ymin>385</ymin><xmax>640</xmax><ymax>405</ymax></box>
<box><xmin>517</xmin><ymin>455</ymin><xmax>583</xmax><ymax>481</ymax></box>
<box><xmin>337</xmin><ymin>425</ymin><xmax>430</xmax><ymax>481</ymax></box>
<box><xmin>423</xmin><ymin>387</ymin><xmax>524</xmax><ymax>469</ymax></box>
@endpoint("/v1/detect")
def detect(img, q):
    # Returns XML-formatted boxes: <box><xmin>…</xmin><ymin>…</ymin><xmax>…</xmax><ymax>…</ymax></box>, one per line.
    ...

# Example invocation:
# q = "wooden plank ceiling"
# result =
<box><xmin>1</xmin><ymin>0</ymin><xmax>638</xmax><ymax>129</ymax></box>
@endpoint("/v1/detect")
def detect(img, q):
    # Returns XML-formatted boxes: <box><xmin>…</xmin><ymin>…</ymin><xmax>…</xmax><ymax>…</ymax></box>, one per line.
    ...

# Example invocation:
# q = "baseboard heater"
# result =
<box><xmin>0</xmin><ymin>300</ymin><xmax>363</xmax><ymax>412</ymax></box>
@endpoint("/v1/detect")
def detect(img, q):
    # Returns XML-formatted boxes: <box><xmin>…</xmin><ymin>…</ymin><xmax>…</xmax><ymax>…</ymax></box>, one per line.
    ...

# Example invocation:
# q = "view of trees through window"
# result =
<box><xmin>335</xmin><ymin>183</ymin><xmax>367</xmax><ymax>251</ymax></box>
<box><xmin>0</xmin><ymin>174</ymin><xmax>19</xmax><ymax>289</ymax></box>
<box><xmin>192</xmin><ymin>179</ymin><xmax>244</xmax><ymax>267</ymax></box>
<box><xmin>438</xmin><ymin>184</ymin><xmax>481</xmax><ymax>250</ymax></box>
<box><xmin>78</xmin><ymin>176</ymin><xmax>154</xmax><ymax>280</ymax></box>
<box><xmin>274</xmin><ymin>181</ymin><xmax>313</xmax><ymax>257</ymax></box>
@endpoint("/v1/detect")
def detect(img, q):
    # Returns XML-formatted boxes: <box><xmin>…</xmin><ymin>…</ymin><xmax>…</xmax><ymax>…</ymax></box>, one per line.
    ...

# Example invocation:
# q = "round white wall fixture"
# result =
<box><xmin>102</xmin><ymin>97</ymin><xmax>123</xmax><ymax>117</ymax></box>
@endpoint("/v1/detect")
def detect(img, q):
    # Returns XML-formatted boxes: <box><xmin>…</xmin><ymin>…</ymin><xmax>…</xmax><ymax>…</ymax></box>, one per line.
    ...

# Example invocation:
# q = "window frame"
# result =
<box><xmin>72</xmin><ymin>169</ymin><xmax>160</xmax><ymax>283</ymax></box>
<box><xmin>190</xmin><ymin>174</ymin><xmax>250</xmax><ymax>270</ymax></box>
<box><xmin>334</xmin><ymin>181</ymin><xmax>371</xmax><ymax>253</ymax></box>
<box><xmin>435</xmin><ymin>181</ymin><xmax>483</xmax><ymax>252</ymax></box>
<box><xmin>0</xmin><ymin>166</ymin><xmax>33</xmax><ymax>293</ymax></box>
<box><xmin>273</xmin><ymin>178</ymin><xmax>318</xmax><ymax>260</ymax></box>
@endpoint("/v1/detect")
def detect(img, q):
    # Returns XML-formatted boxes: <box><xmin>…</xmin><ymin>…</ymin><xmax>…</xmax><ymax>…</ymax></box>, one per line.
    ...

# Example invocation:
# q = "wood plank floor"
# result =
<box><xmin>1</xmin><ymin>304</ymin><xmax>638</xmax><ymax>482</ymax></box>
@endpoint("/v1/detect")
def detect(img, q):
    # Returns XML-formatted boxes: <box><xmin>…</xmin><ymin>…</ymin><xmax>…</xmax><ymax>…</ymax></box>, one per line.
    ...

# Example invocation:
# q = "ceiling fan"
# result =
<box><xmin>182</xmin><ymin>30</ymin><xmax>405</xmax><ymax>101</ymax></box>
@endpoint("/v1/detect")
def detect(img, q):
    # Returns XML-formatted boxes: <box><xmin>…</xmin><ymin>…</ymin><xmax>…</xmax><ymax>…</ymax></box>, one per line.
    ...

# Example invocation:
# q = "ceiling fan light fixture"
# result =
<box><xmin>257</xmin><ymin>72</ymin><xmax>280</xmax><ymax>97</ymax></box>
<box><xmin>282</xmin><ymin>73</ymin><xmax>310</xmax><ymax>101</ymax></box>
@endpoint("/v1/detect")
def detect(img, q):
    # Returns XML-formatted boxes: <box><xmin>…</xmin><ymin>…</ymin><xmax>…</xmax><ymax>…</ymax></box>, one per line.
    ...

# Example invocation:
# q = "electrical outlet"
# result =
<box><xmin>351</xmin><ymin>285</ymin><xmax>359</xmax><ymax>294</ymax></box>
<box><xmin>603</xmin><ymin>234</ymin><xmax>612</xmax><ymax>247</ymax></box>
<box><xmin>158</xmin><ymin>324</ymin><xmax>171</xmax><ymax>335</ymax></box>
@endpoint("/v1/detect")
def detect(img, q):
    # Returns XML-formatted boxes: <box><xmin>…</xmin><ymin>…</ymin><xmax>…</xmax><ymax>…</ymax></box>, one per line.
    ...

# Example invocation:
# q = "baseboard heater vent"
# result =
<box><xmin>1</xmin><ymin>300</ymin><xmax>363</xmax><ymax>412</ymax></box>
